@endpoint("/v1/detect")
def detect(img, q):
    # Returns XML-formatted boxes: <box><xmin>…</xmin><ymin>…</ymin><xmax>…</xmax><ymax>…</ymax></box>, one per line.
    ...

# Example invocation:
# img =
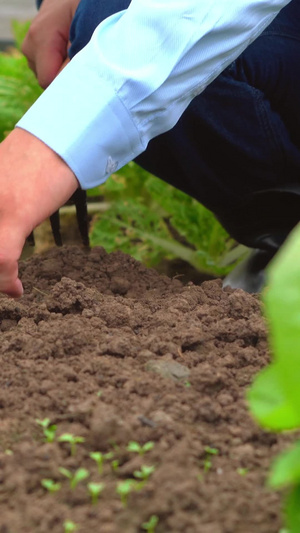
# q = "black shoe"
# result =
<box><xmin>222</xmin><ymin>248</ymin><xmax>276</xmax><ymax>293</ymax></box>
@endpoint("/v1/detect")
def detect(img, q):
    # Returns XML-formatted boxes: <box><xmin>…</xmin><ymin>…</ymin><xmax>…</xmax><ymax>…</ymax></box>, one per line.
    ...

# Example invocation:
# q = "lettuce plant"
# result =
<box><xmin>248</xmin><ymin>223</ymin><xmax>300</xmax><ymax>532</ymax></box>
<box><xmin>90</xmin><ymin>164</ymin><xmax>246</xmax><ymax>276</ymax></box>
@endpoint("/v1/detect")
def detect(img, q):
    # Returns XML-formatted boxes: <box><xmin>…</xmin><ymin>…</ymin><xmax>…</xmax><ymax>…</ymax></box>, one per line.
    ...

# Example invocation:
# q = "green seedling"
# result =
<box><xmin>203</xmin><ymin>446</ymin><xmax>219</xmax><ymax>473</ymax></box>
<box><xmin>127</xmin><ymin>441</ymin><xmax>154</xmax><ymax>456</ymax></box>
<box><xmin>204</xmin><ymin>446</ymin><xmax>219</xmax><ymax>455</ymax></box>
<box><xmin>133</xmin><ymin>465</ymin><xmax>156</xmax><ymax>482</ymax></box>
<box><xmin>237</xmin><ymin>468</ymin><xmax>248</xmax><ymax>476</ymax></box>
<box><xmin>41</xmin><ymin>478</ymin><xmax>61</xmax><ymax>494</ymax></box>
<box><xmin>116</xmin><ymin>479</ymin><xmax>138</xmax><ymax>507</ymax></box>
<box><xmin>59</xmin><ymin>467</ymin><xmax>89</xmax><ymax>490</ymax></box>
<box><xmin>58</xmin><ymin>433</ymin><xmax>85</xmax><ymax>456</ymax></box>
<box><xmin>87</xmin><ymin>482</ymin><xmax>105</xmax><ymax>505</ymax></box>
<box><xmin>4</xmin><ymin>449</ymin><xmax>13</xmax><ymax>456</ymax></box>
<box><xmin>63</xmin><ymin>520</ymin><xmax>78</xmax><ymax>533</ymax></box>
<box><xmin>36</xmin><ymin>418</ymin><xmax>57</xmax><ymax>443</ymax></box>
<box><xmin>89</xmin><ymin>451</ymin><xmax>114</xmax><ymax>474</ymax></box>
<box><xmin>111</xmin><ymin>459</ymin><xmax>120</xmax><ymax>473</ymax></box>
<box><xmin>142</xmin><ymin>515</ymin><xmax>159</xmax><ymax>533</ymax></box>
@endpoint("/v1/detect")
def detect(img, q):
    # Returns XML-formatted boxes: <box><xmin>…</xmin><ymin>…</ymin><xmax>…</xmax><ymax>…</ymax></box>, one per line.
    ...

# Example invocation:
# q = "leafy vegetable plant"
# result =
<box><xmin>90</xmin><ymin>164</ymin><xmax>246</xmax><ymax>276</ymax></box>
<box><xmin>248</xmin><ymin>224</ymin><xmax>300</xmax><ymax>532</ymax></box>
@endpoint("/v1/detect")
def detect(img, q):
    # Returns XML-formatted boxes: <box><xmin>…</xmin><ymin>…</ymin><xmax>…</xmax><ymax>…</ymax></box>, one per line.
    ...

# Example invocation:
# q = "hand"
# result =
<box><xmin>0</xmin><ymin>128</ymin><xmax>79</xmax><ymax>297</ymax></box>
<box><xmin>22</xmin><ymin>0</ymin><xmax>81</xmax><ymax>88</ymax></box>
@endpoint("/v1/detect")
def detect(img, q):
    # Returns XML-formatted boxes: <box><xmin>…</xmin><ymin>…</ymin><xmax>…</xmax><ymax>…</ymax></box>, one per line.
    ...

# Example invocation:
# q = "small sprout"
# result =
<box><xmin>87</xmin><ymin>482</ymin><xmax>105</xmax><ymax>504</ymax></box>
<box><xmin>142</xmin><ymin>515</ymin><xmax>159</xmax><ymax>533</ymax></box>
<box><xmin>96</xmin><ymin>390</ymin><xmax>102</xmax><ymax>397</ymax></box>
<box><xmin>58</xmin><ymin>433</ymin><xmax>85</xmax><ymax>456</ymax></box>
<box><xmin>127</xmin><ymin>441</ymin><xmax>154</xmax><ymax>456</ymax></box>
<box><xmin>36</xmin><ymin>418</ymin><xmax>51</xmax><ymax>428</ymax></box>
<box><xmin>203</xmin><ymin>446</ymin><xmax>219</xmax><ymax>473</ymax></box>
<box><xmin>59</xmin><ymin>467</ymin><xmax>89</xmax><ymax>489</ymax></box>
<box><xmin>184</xmin><ymin>380</ymin><xmax>191</xmax><ymax>388</ymax></box>
<box><xmin>41</xmin><ymin>478</ymin><xmax>61</xmax><ymax>494</ymax></box>
<box><xmin>237</xmin><ymin>467</ymin><xmax>248</xmax><ymax>476</ymax></box>
<box><xmin>36</xmin><ymin>418</ymin><xmax>57</xmax><ymax>443</ymax></box>
<box><xmin>203</xmin><ymin>458</ymin><xmax>212</xmax><ymax>472</ymax></box>
<box><xmin>116</xmin><ymin>479</ymin><xmax>137</xmax><ymax>507</ymax></box>
<box><xmin>111</xmin><ymin>459</ymin><xmax>120</xmax><ymax>473</ymax></box>
<box><xmin>204</xmin><ymin>446</ymin><xmax>219</xmax><ymax>455</ymax></box>
<box><xmin>4</xmin><ymin>449</ymin><xmax>13</xmax><ymax>456</ymax></box>
<box><xmin>63</xmin><ymin>520</ymin><xmax>78</xmax><ymax>533</ymax></box>
<box><xmin>133</xmin><ymin>465</ymin><xmax>155</xmax><ymax>481</ymax></box>
<box><xmin>89</xmin><ymin>451</ymin><xmax>114</xmax><ymax>474</ymax></box>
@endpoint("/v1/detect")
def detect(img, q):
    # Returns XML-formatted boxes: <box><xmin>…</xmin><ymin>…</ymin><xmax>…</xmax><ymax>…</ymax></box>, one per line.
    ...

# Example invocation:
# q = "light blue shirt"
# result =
<box><xmin>17</xmin><ymin>0</ymin><xmax>291</xmax><ymax>190</ymax></box>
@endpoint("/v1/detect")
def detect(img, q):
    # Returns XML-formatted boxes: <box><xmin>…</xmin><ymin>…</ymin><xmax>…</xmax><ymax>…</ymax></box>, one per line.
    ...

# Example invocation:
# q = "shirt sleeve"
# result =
<box><xmin>17</xmin><ymin>0</ymin><xmax>291</xmax><ymax>190</ymax></box>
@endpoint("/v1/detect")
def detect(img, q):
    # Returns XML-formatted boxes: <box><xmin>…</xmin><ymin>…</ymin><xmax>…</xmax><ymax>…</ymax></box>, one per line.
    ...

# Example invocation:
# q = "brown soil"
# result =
<box><xmin>0</xmin><ymin>245</ymin><xmax>291</xmax><ymax>533</ymax></box>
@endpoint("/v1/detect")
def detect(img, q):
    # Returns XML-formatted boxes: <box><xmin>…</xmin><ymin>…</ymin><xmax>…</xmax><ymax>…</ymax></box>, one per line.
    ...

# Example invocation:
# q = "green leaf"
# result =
<box><xmin>269</xmin><ymin>442</ymin><xmax>300</xmax><ymax>488</ymax></box>
<box><xmin>263</xmin><ymin>225</ymin><xmax>300</xmax><ymax>412</ymax></box>
<box><xmin>248</xmin><ymin>224</ymin><xmax>300</xmax><ymax>431</ymax></box>
<box><xmin>247</xmin><ymin>363</ymin><xmax>300</xmax><ymax>430</ymax></box>
<box><xmin>11</xmin><ymin>20</ymin><xmax>32</xmax><ymax>50</ymax></box>
<box><xmin>284</xmin><ymin>484</ymin><xmax>300</xmax><ymax>533</ymax></box>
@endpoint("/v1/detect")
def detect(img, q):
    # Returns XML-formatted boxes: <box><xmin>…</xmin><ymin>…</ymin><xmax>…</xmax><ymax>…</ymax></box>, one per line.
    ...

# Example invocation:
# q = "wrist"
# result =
<box><xmin>0</xmin><ymin>128</ymin><xmax>79</xmax><ymax>238</ymax></box>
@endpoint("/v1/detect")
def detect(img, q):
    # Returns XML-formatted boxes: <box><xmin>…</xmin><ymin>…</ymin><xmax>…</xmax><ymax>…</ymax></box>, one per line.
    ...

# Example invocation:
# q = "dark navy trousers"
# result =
<box><xmin>37</xmin><ymin>0</ymin><xmax>300</xmax><ymax>251</ymax></box>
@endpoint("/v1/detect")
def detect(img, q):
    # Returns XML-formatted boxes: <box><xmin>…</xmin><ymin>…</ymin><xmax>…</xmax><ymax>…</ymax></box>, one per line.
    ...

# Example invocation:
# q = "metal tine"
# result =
<box><xmin>72</xmin><ymin>188</ymin><xmax>90</xmax><ymax>247</ymax></box>
<box><xmin>26</xmin><ymin>189</ymin><xmax>89</xmax><ymax>248</ymax></box>
<box><xmin>49</xmin><ymin>210</ymin><xmax>62</xmax><ymax>246</ymax></box>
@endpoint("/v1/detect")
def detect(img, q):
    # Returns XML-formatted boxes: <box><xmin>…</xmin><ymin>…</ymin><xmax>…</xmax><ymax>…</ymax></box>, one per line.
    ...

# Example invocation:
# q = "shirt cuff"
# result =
<box><xmin>17</xmin><ymin>54</ymin><xmax>145</xmax><ymax>190</ymax></box>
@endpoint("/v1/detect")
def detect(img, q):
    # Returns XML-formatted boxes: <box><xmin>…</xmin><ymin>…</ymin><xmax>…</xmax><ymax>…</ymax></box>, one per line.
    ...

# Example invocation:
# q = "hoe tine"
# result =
<box><xmin>49</xmin><ymin>210</ymin><xmax>63</xmax><ymax>246</ymax></box>
<box><xmin>26</xmin><ymin>189</ymin><xmax>89</xmax><ymax>248</ymax></box>
<box><xmin>72</xmin><ymin>188</ymin><xmax>90</xmax><ymax>247</ymax></box>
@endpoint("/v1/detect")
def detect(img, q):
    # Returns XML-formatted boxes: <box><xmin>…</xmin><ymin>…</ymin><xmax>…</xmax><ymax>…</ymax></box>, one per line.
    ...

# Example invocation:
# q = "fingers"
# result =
<box><xmin>21</xmin><ymin>0</ymin><xmax>77</xmax><ymax>88</ymax></box>
<box><xmin>0</xmin><ymin>252</ymin><xmax>24</xmax><ymax>298</ymax></box>
<box><xmin>22</xmin><ymin>29</ymin><xmax>68</xmax><ymax>88</ymax></box>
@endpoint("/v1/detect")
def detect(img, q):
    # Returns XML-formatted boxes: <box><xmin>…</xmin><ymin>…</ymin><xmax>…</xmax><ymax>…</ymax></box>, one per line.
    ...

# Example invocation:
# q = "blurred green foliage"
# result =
<box><xmin>0</xmin><ymin>21</ymin><xmax>42</xmax><ymax>141</ymax></box>
<box><xmin>90</xmin><ymin>163</ymin><xmax>245</xmax><ymax>276</ymax></box>
<box><xmin>248</xmin><ymin>224</ymin><xmax>300</xmax><ymax>532</ymax></box>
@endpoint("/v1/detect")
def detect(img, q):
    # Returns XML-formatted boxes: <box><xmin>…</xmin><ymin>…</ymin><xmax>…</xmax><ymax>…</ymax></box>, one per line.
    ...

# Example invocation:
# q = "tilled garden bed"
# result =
<box><xmin>0</xmin><ymin>246</ymin><xmax>290</xmax><ymax>532</ymax></box>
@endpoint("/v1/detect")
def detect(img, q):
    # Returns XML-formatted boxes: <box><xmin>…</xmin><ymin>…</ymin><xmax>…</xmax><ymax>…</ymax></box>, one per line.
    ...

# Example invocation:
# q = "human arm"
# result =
<box><xmin>18</xmin><ymin>0</ymin><xmax>292</xmax><ymax>190</ymax></box>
